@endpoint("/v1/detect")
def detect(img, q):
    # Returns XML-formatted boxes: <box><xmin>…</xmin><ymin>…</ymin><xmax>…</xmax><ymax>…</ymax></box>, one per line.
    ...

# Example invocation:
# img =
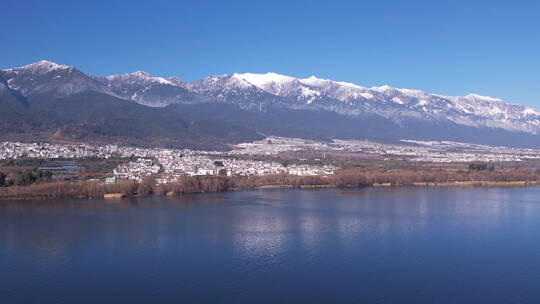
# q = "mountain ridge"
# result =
<box><xmin>1</xmin><ymin>60</ymin><xmax>539</xmax><ymax>149</ymax></box>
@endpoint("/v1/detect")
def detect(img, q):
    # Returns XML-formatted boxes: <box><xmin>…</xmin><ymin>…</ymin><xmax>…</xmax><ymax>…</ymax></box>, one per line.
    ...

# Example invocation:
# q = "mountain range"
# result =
<box><xmin>1</xmin><ymin>60</ymin><xmax>539</xmax><ymax>150</ymax></box>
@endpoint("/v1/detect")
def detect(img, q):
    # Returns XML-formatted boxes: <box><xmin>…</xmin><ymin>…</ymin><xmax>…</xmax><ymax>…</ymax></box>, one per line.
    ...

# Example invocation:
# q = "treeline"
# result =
<box><xmin>1</xmin><ymin>168</ymin><xmax>539</xmax><ymax>200</ymax></box>
<box><xmin>0</xmin><ymin>169</ymin><xmax>53</xmax><ymax>187</ymax></box>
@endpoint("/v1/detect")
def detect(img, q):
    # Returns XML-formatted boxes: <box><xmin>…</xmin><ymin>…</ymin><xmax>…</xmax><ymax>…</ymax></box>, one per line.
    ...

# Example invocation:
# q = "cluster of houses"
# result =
<box><xmin>0</xmin><ymin>141</ymin><xmax>201</xmax><ymax>161</ymax></box>
<box><xmin>0</xmin><ymin>142</ymin><xmax>120</xmax><ymax>159</ymax></box>
<box><xmin>112</xmin><ymin>158</ymin><xmax>161</xmax><ymax>181</ymax></box>
<box><xmin>230</xmin><ymin>137</ymin><xmax>331</xmax><ymax>155</ymax></box>
<box><xmin>330</xmin><ymin>139</ymin><xmax>540</xmax><ymax>163</ymax></box>
<box><xmin>4</xmin><ymin>137</ymin><xmax>539</xmax><ymax>185</ymax></box>
<box><xmin>287</xmin><ymin>164</ymin><xmax>335</xmax><ymax>176</ymax></box>
<box><xmin>158</xmin><ymin>155</ymin><xmax>286</xmax><ymax>177</ymax></box>
<box><xmin>112</xmin><ymin>154</ymin><xmax>336</xmax><ymax>183</ymax></box>
<box><xmin>3</xmin><ymin>138</ymin><xmax>540</xmax><ymax>165</ymax></box>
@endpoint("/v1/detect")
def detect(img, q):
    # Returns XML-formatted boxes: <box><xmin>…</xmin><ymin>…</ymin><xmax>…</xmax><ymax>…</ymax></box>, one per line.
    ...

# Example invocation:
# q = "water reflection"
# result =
<box><xmin>2</xmin><ymin>187</ymin><xmax>540</xmax><ymax>303</ymax></box>
<box><xmin>233</xmin><ymin>213</ymin><xmax>292</xmax><ymax>260</ymax></box>
<box><xmin>2</xmin><ymin>187</ymin><xmax>540</xmax><ymax>260</ymax></box>
<box><xmin>298</xmin><ymin>212</ymin><xmax>325</xmax><ymax>254</ymax></box>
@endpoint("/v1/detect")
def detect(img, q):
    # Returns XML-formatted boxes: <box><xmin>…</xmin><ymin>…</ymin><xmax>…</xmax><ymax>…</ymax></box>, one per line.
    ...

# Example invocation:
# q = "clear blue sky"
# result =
<box><xmin>2</xmin><ymin>0</ymin><xmax>539</xmax><ymax>107</ymax></box>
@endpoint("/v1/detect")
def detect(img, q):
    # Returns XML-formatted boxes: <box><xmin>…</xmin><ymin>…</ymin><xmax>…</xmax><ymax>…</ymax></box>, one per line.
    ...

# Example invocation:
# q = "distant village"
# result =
<box><xmin>0</xmin><ymin>139</ymin><xmax>336</xmax><ymax>183</ymax></box>
<box><xmin>331</xmin><ymin>139</ymin><xmax>540</xmax><ymax>163</ymax></box>
<box><xmin>2</xmin><ymin>137</ymin><xmax>540</xmax><ymax>184</ymax></box>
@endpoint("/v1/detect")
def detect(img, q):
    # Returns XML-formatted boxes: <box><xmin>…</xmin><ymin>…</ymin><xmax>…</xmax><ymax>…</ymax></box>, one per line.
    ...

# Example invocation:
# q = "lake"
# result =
<box><xmin>1</xmin><ymin>187</ymin><xmax>540</xmax><ymax>303</ymax></box>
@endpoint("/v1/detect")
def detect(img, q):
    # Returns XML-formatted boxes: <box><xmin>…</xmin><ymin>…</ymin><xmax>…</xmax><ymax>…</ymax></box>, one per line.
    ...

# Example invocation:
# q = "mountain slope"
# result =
<box><xmin>0</xmin><ymin>74</ymin><xmax>31</xmax><ymax>134</ymax></box>
<box><xmin>1</xmin><ymin>60</ymin><xmax>540</xmax><ymax>149</ymax></box>
<box><xmin>0</xmin><ymin>61</ymin><xmax>113</xmax><ymax>98</ymax></box>
<box><xmin>232</xmin><ymin>73</ymin><xmax>540</xmax><ymax>134</ymax></box>
<box><xmin>1</xmin><ymin>91</ymin><xmax>262</xmax><ymax>149</ymax></box>
<box><xmin>96</xmin><ymin>72</ymin><xmax>200</xmax><ymax>107</ymax></box>
<box><xmin>186</xmin><ymin>74</ymin><xmax>287</xmax><ymax>110</ymax></box>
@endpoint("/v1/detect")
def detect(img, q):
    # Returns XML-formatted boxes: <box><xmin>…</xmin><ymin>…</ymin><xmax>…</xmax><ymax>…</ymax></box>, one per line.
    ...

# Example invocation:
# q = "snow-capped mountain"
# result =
<box><xmin>1</xmin><ymin>60</ymin><xmax>539</xmax><ymax>147</ymax></box>
<box><xmin>0</xmin><ymin>60</ymin><xmax>112</xmax><ymax>98</ymax></box>
<box><xmin>0</xmin><ymin>74</ymin><xmax>9</xmax><ymax>92</ymax></box>
<box><xmin>96</xmin><ymin>71</ymin><xmax>199</xmax><ymax>107</ymax></box>
<box><xmin>231</xmin><ymin>72</ymin><xmax>540</xmax><ymax>134</ymax></box>
<box><xmin>186</xmin><ymin>74</ymin><xmax>286</xmax><ymax>110</ymax></box>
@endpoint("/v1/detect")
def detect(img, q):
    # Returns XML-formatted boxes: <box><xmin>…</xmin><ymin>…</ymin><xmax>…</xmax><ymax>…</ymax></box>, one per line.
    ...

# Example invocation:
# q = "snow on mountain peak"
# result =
<box><xmin>129</xmin><ymin>71</ymin><xmax>174</xmax><ymax>85</ymax></box>
<box><xmin>167</xmin><ymin>76</ymin><xmax>183</xmax><ymax>85</ymax></box>
<box><xmin>523</xmin><ymin>108</ymin><xmax>540</xmax><ymax>116</ymax></box>
<box><xmin>464</xmin><ymin>93</ymin><xmax>503</xmax><ymax>102</ymax></box>
<box><xmin>439</xmin><ymin>93</ymin><xmax>505</xmax><ymax>105</ymax></box>
<box><xmin>7</xmin><ymin>60</ymin><xmax>72</xmax><ymax>73</ymax></box>
<box><xmin>397</xmin><ymin>88</ymin><xmax>426</xmax><ymax>96</ymax></box>
<box><xmin>227</xmin><ymin>75</ymin><xmax>256</xmax><ymax>89</ymax></box>
<box><xmin>3</xmin><ymin>60</ymin><xmax>540</xmax><ymax>136</ymax></box>
<box><xmin>298</xmin><ymin>76</ymin><xmax>332</xmax><ymax>87</ymax></box>
<box><xmin>132</xmin><ymin>71</ymin><xmax>151</xmax><ymax>77</ymax></box>
<box><xmin>371</xmin><ymin>85</ymin><xmax>394</xmax><ymax>92</ymax></box>
<box><xmin>106</xmin><ymin>71</ymin><xmax>175</xmax><ymax>85</ymax></box>
<box><xmin>233</xmin><ymin>72</ymin><xmax>295</xmax><ymax>86</ymax></box>
<box><xmin>335</xmin><ymin>81</ymin><xmax>365</xmax><ymax>90</ymax></box>
<box><xmin>232</xmin><ymin>72</ymin><xmax>296</xmax><ymax>93</ymax></box>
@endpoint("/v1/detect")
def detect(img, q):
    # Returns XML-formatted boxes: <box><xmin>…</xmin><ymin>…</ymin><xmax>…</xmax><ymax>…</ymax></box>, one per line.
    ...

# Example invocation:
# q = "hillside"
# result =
<box><xmin>1</xmin><ymin>60</ymin><xmax>540</xmax><ymax>149</ymax></box>
<box><xmin>0</xmin><ymin>91</ymin><xmax>262</xmax><ymax>150</ymax></box>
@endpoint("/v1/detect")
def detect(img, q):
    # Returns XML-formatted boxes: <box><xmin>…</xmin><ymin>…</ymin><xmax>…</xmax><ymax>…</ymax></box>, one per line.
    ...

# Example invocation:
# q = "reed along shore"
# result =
<box><xmin>1</xmin><ymin>168</ymin><xmax>540</xmax><ymax>201</ymax></box>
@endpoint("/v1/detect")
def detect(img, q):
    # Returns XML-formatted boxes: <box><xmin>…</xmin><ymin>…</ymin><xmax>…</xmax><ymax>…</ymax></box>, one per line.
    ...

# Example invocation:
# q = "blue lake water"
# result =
<box><xmin>1</xmin><ymin>187</ymin><xmax>540</xmax><ymax>303</ymax></box>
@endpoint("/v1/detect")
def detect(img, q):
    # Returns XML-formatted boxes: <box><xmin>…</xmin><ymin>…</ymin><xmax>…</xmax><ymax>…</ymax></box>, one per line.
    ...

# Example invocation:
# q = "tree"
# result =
<box><xmin>141</xmin><ymin>175</ymin><xmax>156</xmax><ymax>186</ymax></box>
<box><xmin>15</xmin><ymin>170</ymin><xmax>36</xmax><ymax>186</ymax></box>
<box><xmin>0</xmin><ymin>172</ymin><xmax>6</xmax><ymax>186</ymax></box>
<box><xmin>137</xmin><ymin>183</ymin><xmax>152</xmax><ymax>196</ymax></box>
<box><xmin>469</xmin><ymin>163</ymin><xmax>488</xmax><ymax>171</ymax></box>
<box><xmin>213</xmin><ymin>160</ymin><xmax>224</xmax><ymax>167</ymax></box>
<box><xmin>14</xmin><ymin>169</ymin><xmax>52</xmax><ymax>186</ymax></box>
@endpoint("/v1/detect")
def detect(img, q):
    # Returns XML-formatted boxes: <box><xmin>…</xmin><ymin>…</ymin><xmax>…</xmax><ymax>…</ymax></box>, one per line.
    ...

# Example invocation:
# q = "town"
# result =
<box><xmin>2</xmin><ymin>137</ymin><xmax>540</xmax><ymax>184</ymax></box>
<box><xmin>0</xmin><ymin>140</ymin><xmax>337</xmax><ymax>183</ymax></box>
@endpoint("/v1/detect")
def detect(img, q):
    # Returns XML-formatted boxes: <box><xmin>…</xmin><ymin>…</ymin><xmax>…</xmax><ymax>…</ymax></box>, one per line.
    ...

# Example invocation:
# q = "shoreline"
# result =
<box><xmin>1</xmin><ymin>179</ymin><xmax>539</xmax><ymax>201</ymax></box>
<box><xmin>253</xmin><ymin>180</ymin><xmax>540</xmax><ymax>190</ymax></box>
